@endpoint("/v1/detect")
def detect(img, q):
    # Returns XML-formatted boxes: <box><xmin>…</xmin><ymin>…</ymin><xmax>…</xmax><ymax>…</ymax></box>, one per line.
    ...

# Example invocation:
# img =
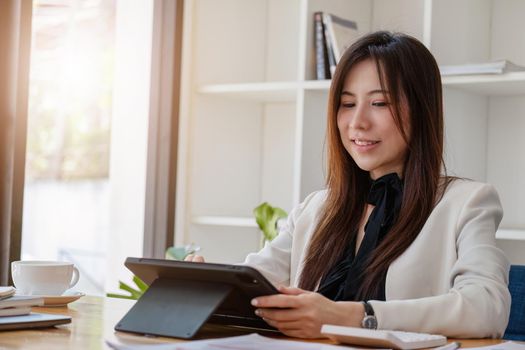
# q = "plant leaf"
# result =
<box><xmin>253</xmin><ymin>202</ymin><xmax>287</xmax><ymax>242</ymax></box>
<box><xmin>254</xmin><ymin>202</ymin><xmax>270</xmax><ymax>232</ymax></box>
<box><xmin>132</xmin><ymin>275</ymin><xmax>148</xmax><ymax>292</ymax></box>
<box><xmin>118</xmin><ymin>281</ymin><xmax>143</xmax><ymax>299</ymax></box>
<box><xmin>109</xmin><ymin>247</ymin><xmax>203</xmax><ymax>300</ymax></box>
<box><xmin>106</xmin><ymin>292</ymin><xmax>137</xmax><ymax>300</ymax></box>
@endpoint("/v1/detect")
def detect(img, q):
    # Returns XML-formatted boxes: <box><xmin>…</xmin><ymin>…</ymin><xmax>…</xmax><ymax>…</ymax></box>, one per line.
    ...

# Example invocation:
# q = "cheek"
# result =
<box><xmin>336</xmin><ymin>111</ymin><xmax>349</xmax><ymax>133</ymax></box>
<box><xmin>381</xmin><ymin>121</ymin><xmax>408</xmax><ymax>152</ymax></box>
<box><xmin>336</xmin><ymin>112</ymin><xmax>343</xmax><ymax>129</ymax></box>
<box><xmin>391</xmin><ymin>131</ymin><xmax>409</xmax><ymax>158</ymax></box>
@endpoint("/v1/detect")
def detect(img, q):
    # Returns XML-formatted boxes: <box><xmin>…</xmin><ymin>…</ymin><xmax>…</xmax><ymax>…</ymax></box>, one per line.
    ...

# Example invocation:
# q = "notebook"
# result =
<box><xmin>0</xmin><ymin>286</ymin><xmax>15</xmax><ymax>300</ymax></box>
<box><xmin>321</xmin><ymin>325</ymin><xmax>447</xmax><ymax>349</ymax></box>
<box><xmin>0</xmin><ymin>306</ymin><xmax>32</xmax><ymax>317</ymax></box>
<box><xmin>0</xmin><ymin>295</ymin><xmax>44</xmax><ymax>309</ymax></box>
<box><xmin>0</xmin><ymin>312</ymin><xmax>71</xmax><ymax>331</ymax></box>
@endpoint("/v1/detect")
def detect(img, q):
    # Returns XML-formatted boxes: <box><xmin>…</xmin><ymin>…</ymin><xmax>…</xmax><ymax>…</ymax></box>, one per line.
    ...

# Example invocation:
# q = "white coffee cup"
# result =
<box><xmin>11</xmin><ymin>261</ymin><xmax>80</xmax><ymax>296</ymax></box>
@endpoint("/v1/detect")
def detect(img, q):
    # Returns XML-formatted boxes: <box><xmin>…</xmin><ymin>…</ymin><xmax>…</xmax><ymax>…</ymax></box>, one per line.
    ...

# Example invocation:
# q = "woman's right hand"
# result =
<box><xmin>184</xmin><ymin>254</ymin><xmax>205</xmax><ymax>262</ymax></box>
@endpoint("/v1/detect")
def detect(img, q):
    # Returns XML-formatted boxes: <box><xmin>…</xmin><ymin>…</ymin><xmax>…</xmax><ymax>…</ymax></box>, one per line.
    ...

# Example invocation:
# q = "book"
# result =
<box><xmin>440</xmin><ymin>60</ymin><xmax>525</xmax><ymax>76</ymax></box>
<box><xmin>0</xmin><ymin>306</ymin><xmax>32</xmax><ymax>317</ymax></box>
<box><xmin>0</xmin><ymin>312</ymin><xmax>71</xmax><ymax>330</ymax></box>
<box><xmin>314</xmin><ymin>11</ymin><xmax>330</xmax><ymax>80</ymax></box>
<box><xmin>0</xmin><ymin>286</ymin><xmax>15</xmax><ymax>300</ymax></box>
<box><xmin>322</xmin><ymin>13</ymin><xmax>338</xmax><ymax>77</ymax></box>
<box><xmin>323</xmin><ymin>13</ymin><xmax>358</xmax><ymax>63</ymax></box>
<box><xmin>0</xmin><ymin>296</ymin><xmax>44</xmax><ymax>309</ymax></box>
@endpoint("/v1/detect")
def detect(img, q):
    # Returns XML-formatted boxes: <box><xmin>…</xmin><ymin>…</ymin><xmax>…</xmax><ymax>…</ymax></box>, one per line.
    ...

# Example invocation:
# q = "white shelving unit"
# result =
<box><xmin>497</xmin><ymin>229</ymin><xmax>525</xmax><ymax>241</ymax></box>
<box><xmin>176</xmin><ymin>0</ymin><xmax>525</xmax><ymax>264</ymax></box>
<box><xmin>191</xmin><ymin>216</ymin><xmax>257</xmax><ymax>228</ymax></box>
<box><xmin>198</xmin><ymin>82</ymin><xmax>299</xmax><ymax>102</ymax></box>
<box><xmin>442</xmin><ymin>72</ymin><xmax>525</xmax><ymax>96</ymax></box>
<box><xmin>198</xmin><ymin>73</ymin><xmax>525</xmax><ymax>101</ymax></box>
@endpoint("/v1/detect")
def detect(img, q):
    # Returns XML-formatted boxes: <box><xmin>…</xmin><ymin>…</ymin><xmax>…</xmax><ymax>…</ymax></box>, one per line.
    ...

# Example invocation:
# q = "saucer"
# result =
<box><xmin>38</xmin><ymin>291</ymin><xmax>85</xmax><ymax>307</ymax></box>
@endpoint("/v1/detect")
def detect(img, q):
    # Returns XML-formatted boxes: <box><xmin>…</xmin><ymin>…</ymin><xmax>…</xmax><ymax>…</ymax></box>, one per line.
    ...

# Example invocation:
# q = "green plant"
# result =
<box><xmin>253</xmin><ymin>202</ymin><xmax>288</xmax><ymax>244</ymax></box>
<box><xmin>107</xmin><ymin>244</ymin><xmax>200</xmax><ymax>300</ymax></box>
<box><xmin>106</xmin><ymin>275</ymin><xmax>148</xmax><ymax>300</ymax></box>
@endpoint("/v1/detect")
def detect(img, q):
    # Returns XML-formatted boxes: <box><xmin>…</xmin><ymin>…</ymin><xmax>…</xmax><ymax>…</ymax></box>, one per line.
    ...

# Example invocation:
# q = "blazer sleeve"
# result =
<box><xmin>242</xmin><ymin>191</ymin><xmax>321</xmax><ymax>287</ymax></box>
<box><xmin>369</xmin><ymin>184</ymin><xmax>511</xmax><ymax>338</ymax></box>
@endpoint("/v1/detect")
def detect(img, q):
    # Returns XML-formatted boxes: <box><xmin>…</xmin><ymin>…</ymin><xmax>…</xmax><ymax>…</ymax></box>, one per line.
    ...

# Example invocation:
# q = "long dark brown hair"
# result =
<box><xmin>298</xmin><ymin>31</ymin><xmax>447</xmax><ymax>299</ymax></box>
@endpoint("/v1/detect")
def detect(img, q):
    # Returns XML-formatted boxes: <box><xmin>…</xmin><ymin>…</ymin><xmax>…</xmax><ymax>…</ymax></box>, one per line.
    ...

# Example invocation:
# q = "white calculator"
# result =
<box><xmin>321</xmin><ymin>324</ymin><xmax>447</xmax><ymax>349</ymax></box>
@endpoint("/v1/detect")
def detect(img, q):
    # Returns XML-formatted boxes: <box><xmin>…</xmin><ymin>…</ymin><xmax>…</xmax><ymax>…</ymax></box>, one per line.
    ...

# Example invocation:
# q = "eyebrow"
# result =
<box><xmin>341</xmin><ymin>89</ymin><xmax>389</xmax><ymax>96</ymax></box>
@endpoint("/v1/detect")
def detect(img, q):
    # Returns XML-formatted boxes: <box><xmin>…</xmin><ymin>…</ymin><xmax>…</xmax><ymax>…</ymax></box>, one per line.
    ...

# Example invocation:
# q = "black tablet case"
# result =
<box><xmin>114</xmin><ymin>257</ymin><xmax>279</xmax><ymax>339</ymax></box>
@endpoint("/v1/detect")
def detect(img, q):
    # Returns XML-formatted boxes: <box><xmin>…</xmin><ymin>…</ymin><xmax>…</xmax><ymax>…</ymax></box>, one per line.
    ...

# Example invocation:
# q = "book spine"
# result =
<box><xmin>322</xmin><ymin>13</ymin><xmax>337</xmax><ymax>77</ymax></box>
<box><xmin>329</xmin><ymin>15</ymin><xmax>358</xmax><ymax>61</ymax></box>
<box><xmin>314</xmin><ymin>12</ymin><xmax>330</xmax><ymax>80</ymax></box>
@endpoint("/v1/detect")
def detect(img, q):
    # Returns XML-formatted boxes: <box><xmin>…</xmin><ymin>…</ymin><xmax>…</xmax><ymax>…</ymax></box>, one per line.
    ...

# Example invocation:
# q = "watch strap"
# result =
<box><xmin>361</xmin><ymin>301</ymin><xmax>378</xmax><ymax>329</ymax></box>
<box><xmin>362</xmin><ymin>301</ymin><xmax>375</xmax><ymax>316</ymax></box>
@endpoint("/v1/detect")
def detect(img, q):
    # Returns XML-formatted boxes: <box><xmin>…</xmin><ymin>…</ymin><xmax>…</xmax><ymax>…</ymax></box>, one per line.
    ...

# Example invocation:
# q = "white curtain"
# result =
<box><xmin>0</xmin><ymin>0</ymin><xmax>32</xmax><ymax>285</ymax></box>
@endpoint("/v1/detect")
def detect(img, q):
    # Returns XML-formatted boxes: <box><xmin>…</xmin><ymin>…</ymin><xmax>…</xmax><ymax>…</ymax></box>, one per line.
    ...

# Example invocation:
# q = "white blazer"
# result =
<box><xmin>244</xmin><ymin>179</ymin><xmax>511</xmax><ymax>338</ymax></box>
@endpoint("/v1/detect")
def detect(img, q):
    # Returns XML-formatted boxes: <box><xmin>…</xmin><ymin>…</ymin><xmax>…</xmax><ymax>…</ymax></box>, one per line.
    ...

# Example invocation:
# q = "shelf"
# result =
<box><xmin>302</xmin><ymin>74</ymin><xmax>525</xmax><ymax>96</ymax></box>
<box><xmin>198</xmin><ymin>82</ymin><xmax>299</xmax><ymax>102</ymax></box>
<box><xmin>301</xmin><ymin>74</ymin><xmax>525</xmax><ymax>96</ymax></box>
<box><xmin>197</xmin><ymin>80</ymin><xmax>331</xmax><ymax>101</ymax></box>
<box><xmin>303</xmin><ymin>80</ymin><xmax>331</xmax><ymax>91</ymax></box>
<box><xmin>496</xmin><ymin>229</ymin><xmax>525</xmax><ymax>241</ymax></box>
<box><xmin>192</xmin><ymin>216</ymin><xmax>257</xmax><ymax>228</ymax></box>
<box><xmin>442</xmin><ymin>72</ymin><xmax>525</xmax><ymax>95</ymax></box>
<box><xmin>198</xmin><ymin>73</ymin><xmax>525</xmax><ymax>101</ymax></box>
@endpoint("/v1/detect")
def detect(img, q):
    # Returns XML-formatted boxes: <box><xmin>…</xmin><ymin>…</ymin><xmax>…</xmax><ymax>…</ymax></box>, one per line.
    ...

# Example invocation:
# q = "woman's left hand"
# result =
<box><xmin>251</xmin><ymin>286</ymin><xmax>364</xmax><ymax>338</ymax></box>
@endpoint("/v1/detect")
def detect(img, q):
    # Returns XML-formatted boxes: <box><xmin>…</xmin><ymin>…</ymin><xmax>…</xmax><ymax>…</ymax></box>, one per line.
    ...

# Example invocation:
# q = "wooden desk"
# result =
<box><xmin>0</xmin><ymin>296</ymin><xmax>508</xmax><ymax>349</ymax></box>
<box><xmin>0</xmin><ymin>296</ymin><xmax>177</xmax><ymax>349</ymax></box>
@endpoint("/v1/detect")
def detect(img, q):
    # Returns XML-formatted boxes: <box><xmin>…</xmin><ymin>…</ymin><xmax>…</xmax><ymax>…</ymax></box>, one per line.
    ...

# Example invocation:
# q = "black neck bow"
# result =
<box><xmin>317</xmin><ymin>173</ymin><xmax>404</xmax><ymax>301</ymax></box>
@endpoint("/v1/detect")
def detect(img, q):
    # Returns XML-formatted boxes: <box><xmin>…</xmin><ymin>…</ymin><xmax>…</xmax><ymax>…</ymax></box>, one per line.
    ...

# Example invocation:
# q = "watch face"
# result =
<box><xmin>362</xmin><ymin>315</ymin><xmax>378</xmax><ymax>329</ymax></box>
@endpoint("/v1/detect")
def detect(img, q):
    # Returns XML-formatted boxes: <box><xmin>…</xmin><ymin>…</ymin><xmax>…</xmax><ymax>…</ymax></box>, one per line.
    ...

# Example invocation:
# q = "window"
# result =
<box><xmin>23</xmin><ymin>0</ymin><xmax>155</xmax><ymax>295</ymax></box>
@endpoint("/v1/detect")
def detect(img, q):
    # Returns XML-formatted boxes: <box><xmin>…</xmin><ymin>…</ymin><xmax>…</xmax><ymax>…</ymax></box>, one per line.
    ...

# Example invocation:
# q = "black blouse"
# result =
<box><xmin>317</xmin><ymin>173</ymin><xmax>404</xmax><ymax>301</ymax></box>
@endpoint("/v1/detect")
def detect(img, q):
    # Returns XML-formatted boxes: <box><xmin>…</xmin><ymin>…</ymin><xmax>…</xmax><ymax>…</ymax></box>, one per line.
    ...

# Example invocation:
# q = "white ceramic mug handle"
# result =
<box><xmin>69</xmin><ymin>266</ymin><xmax>80</xmax><ymax>289</ymax></box>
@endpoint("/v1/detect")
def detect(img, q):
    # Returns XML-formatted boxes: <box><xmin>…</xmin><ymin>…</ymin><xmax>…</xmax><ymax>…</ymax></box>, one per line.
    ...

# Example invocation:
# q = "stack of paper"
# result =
<box><xmin>106</xmin><ymin>335</ymin><xmax>525</xmax><ymax>350</ymax></box>
<box><xmin>107</xmin><ymin>333</ymin><xmax>350</xmax><ymax>350</ymax></box>
<box><xmin>439</xmin><ymin>60</ymin><xmax>525</xmax><ymax>76</ymax></box>
<box><xmin>0</xmin><ymin>286</ymin><xmax>15</xmax><ymax>299</ymax></box>
<box><xmin>0</xmin><ymin>287</ymin><xmax>43</xmax><ymax>317</ymax></box>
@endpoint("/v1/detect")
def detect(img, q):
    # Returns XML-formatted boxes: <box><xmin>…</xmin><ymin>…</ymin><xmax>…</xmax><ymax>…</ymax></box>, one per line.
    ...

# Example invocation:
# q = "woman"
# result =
<box><xmin>187</xmin><ymin>31</ymin><xmax>510</xmax><ymax>339</ymax></box>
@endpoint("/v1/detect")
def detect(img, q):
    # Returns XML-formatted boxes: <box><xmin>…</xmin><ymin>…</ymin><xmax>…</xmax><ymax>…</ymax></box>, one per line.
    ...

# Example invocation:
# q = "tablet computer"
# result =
<box><xmin>122</xmin><ymin>257</ymin><xmax>280</xmax><ymax>333</ymax></box>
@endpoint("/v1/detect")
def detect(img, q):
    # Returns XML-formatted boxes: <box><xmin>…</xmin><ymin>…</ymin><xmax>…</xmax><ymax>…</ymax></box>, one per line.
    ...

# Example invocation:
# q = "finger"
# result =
<box><xmin>278</xmin><ymin>285</ymin><xmax>307</xmax><ymax>295</ymax></box>
<box><xmin>255</xmin><ymin>307</ymin><xmax>304</xmax><ymax>322</ymax></box>
<box><xmin>252</xmin><ymin>294</ymin><xmax>301</xmax><ymax>308</ymax></box>
<box><xmin>281</xmin><ymin>329</ymin><xmax>305</xmax><ymax>338</ymax></box>
<box><xmin>264</xmin><ymin>320</ymin><xmax>316</xmax><ymax>339</ymax></box>
<box><xmin>262</xmin><ymin>317</ymin><xmax>302</xmax><ymax>331</ymax></box>
<box><xmin>281</xmin><ymin>329</ymin><xmax>320</xmax><ymax>339</ymax></box>
<box><xmin>272</xmin><ymin>320</ymin><xmax>307</xmax><ymax>331</ymax></box>
<box><xmin>184</xmin><ymin>255</ymin><xmax>205</xmax><ymax>262</ymax></box>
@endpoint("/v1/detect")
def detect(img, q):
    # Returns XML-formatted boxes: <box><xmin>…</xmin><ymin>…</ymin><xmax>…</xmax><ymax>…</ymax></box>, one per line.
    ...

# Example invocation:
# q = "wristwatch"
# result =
<box><xmin>361</xmin><ymin>301</ymin><xmax>378</xmax><ymax>329</ymax></box>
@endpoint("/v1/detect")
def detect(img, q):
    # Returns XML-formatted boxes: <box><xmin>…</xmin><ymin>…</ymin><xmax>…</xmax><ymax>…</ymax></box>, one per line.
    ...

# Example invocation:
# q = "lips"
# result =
<box><xmin>352</xmin><ymin>139</ymin><xmax>380</xmax><ymax>146</ymax></box>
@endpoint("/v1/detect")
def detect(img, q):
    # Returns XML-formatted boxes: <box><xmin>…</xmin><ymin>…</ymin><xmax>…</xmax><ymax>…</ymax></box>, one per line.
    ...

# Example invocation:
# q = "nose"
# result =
<box><xmin>349</xmin><ymin>104</ymin><xmax>370</xmax><ymax>130</ymax></box>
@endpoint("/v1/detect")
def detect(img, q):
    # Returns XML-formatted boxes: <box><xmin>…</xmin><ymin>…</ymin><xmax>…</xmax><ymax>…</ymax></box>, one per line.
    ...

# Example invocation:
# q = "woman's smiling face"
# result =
<box><xmin>337</xmin><ymin>59</ymin><xmax>410</xmax><ymax>180</ymax></box>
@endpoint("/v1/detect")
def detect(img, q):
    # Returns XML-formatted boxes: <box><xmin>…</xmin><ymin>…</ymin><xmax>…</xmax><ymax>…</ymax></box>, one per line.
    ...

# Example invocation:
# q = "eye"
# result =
<box><xmin>340</xmin><ymin>102</ymin><xmax>355</xmax><ymax>108</ymax></box>
<box><xmin>372</xmin><ymin>101</ymin><xmax>388</xmax><ymax>107</ymax></box>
